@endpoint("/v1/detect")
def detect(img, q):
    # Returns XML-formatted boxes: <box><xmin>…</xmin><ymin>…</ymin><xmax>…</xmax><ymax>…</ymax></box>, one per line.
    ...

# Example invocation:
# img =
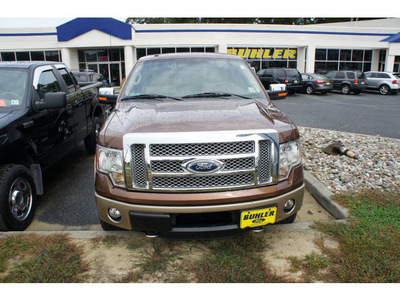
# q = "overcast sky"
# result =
<box><xmin>0</xmin><ymin>0</ymin><xmax>397</xmax><ymax>28</ymax></box>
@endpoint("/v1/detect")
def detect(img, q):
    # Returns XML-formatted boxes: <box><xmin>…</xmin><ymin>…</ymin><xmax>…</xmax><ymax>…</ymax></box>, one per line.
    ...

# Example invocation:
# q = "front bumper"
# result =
<box><xmin>95</xmin><ymin>183</ymin><xmax>305</xmax><ymax>238</ymax></box>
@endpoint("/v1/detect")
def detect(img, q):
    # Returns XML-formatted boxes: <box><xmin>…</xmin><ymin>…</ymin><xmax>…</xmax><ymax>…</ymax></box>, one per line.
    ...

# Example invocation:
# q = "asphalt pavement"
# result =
<box><xmin>273</xmin><ymin>91</ymin><xmax>400</xmax><ymax>139</ymax></box>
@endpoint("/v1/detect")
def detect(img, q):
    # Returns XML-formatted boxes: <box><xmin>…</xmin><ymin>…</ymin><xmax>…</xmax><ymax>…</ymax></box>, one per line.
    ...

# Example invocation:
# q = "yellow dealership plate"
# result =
<box><xmin>240</xmin><ymin>207</ymin><xmax>277</xmax><ymax>229</ymax></box>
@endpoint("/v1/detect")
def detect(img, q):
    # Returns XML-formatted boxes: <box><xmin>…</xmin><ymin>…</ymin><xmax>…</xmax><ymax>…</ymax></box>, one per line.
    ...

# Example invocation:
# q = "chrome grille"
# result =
<box><xmin>153</xmin><ymin>173</ymin><xmax>254</xmax><ymax>189</ymax></box>
<box><xmin>258</xmin><ymin>140</ymin><xmax>272</xmax><ymax>184</ymax></box>
<box><xmin>150</xmin><ymin>141</ymin><xmax>255</xmax><ymax>157</ymax></box>
<box><xmin>124</xmin><ymin>130</ymin><xmax>278</xmax><ymax>192</ymax></box>
<box><xmin>151</xmin><ymin>157</ymin><xmax>255</xmax><ymax>174</ymax></box>
<box><xmin>130</xmin><ymin>144</ymin><xmax>148</xmax><ymax>188</ymax></box>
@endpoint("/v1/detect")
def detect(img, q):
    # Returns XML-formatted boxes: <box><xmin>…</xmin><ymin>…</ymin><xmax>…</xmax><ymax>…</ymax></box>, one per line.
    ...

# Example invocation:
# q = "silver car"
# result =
<box><xmin>365</xmin><ymin>71</ymin><xmax>399</xmax><ymax>95</ymax></box>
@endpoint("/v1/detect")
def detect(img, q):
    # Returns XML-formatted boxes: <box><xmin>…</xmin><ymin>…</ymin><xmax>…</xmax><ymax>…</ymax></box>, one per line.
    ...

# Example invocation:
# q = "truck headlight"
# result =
<box><xmin>96</xmin><ymin>146</ymin><xmax>125</xmax><ymax>188</ymax></box>
<box><xmin>279</xmin><ymin>139</ymin><xmax>301</xmax><ymax>181</ymax></box>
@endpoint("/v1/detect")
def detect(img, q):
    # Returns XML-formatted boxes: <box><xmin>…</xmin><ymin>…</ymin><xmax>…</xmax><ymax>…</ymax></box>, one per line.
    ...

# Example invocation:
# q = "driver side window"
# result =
<box><xmin>36</xmin><ymin>70</ymin><xmax>61</xmax><ymax>101</ymax></box>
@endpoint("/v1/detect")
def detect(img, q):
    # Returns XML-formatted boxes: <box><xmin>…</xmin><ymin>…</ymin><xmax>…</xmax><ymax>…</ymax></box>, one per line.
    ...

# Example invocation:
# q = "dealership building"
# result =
<box><xmin>1</xmin><ymin>17</ymin><xmax>400</xmax><ymax>86</ymax></box>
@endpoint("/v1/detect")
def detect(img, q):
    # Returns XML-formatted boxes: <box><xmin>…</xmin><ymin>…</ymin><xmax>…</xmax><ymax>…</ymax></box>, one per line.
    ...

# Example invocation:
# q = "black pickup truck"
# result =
<box><xmin>0</xmin><ymin>61</ymin><xmax>107</xmax><ymax>231</ymax></box>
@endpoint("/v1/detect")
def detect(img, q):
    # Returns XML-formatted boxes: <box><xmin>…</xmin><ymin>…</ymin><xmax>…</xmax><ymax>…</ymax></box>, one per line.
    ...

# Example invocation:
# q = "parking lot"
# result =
<box><xmin>27</xmin><ymin>91</ymin><xmax>400</xmax><ymax>230</ymax></box>
<box><xmin>274</xmin><ymin>91</ymin><xmax>400</xmax><ymax>139</ymax></box>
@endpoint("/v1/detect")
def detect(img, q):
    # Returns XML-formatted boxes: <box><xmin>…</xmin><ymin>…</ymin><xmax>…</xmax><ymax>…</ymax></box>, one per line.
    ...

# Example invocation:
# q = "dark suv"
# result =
<box><xmin>325</xmin><ymin>71</ymin><xmax>367</xmax><ymax>95</ymax></box>
<box><xmin>257</xmin><ymin>68</ymin><xmax>302</xmax><ymax>94</ymax></box>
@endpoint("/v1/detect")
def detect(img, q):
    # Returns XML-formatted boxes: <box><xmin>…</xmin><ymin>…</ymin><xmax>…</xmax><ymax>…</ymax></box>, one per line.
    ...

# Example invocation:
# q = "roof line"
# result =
<box><xmin>0</xmin><ymin>32</ymin><xmax>57</xmax><ymax>37</ymax></box>
<box><xmin>133</xmin><ymin>28</ymin><xmax>392</xmax><ymax>37</ymax></box>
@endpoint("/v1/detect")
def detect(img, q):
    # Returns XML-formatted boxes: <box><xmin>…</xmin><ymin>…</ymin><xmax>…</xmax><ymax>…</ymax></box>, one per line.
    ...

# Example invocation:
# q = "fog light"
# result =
<box><xmin>284</xmin><ymin>199</ymin><xmax>295</xmax><ymax>213</ymax></box>
<box><xmin>108</xmin><ymin>207</ymin><xmax>121</xmax><ymax>222</ymax></box>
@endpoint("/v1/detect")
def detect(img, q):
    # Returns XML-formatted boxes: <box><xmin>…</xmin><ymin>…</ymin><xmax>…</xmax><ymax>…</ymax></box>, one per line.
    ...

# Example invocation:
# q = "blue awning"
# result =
<box><xmin>381</xmin><ymin>32</ymin><xmax>400</xmax><ymax>43</ymax></box>
<box><xmin>57</xmin><ymin>18</ymin><xmax>132</xmax><ymax>42</ymax></box>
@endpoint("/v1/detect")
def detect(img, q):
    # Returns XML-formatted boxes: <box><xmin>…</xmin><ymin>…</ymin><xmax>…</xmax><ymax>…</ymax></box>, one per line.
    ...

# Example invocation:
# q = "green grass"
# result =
<box><xmin>194</xmin><ymin>234</ymin><xmax>285</xmax><ymax>283</ymax></box>
<box><xmin>0</xmin><ymin>234</ymin><xmax>88</xmax><ymax>283</ymax></box>
<box><xmin>290</xmin><ymin>190</ymin><xmax>400</xmax><ymax>283</ymax></box>
<box><xmin>1</xmin><ymin>190</ymin><xmax>398</xmax><ymax>283</ymax></box>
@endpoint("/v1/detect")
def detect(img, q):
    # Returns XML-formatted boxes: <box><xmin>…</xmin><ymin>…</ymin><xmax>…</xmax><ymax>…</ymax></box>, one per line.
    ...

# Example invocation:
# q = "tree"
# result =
<box><xmin>126</xmin><ymin>17</ymin><xmax>380</xmax><ymax>25</ymax></box>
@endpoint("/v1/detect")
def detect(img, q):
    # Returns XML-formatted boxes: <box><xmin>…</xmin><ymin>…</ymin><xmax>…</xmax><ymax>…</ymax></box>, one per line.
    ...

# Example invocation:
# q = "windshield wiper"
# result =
<box><xmin>120</xmin><ymin>94</ymin><xmax>182</xmax><ymax>101</ymax></box>
<box><xmin>182</xmin><ymin>92</ymin><xmax>251</xmax><ymax>99</ymax></box>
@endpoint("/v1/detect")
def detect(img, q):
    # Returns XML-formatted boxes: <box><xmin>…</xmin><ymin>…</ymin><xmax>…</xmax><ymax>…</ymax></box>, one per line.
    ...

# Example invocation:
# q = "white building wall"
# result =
<box><xmin>1</xmin><ymin>19</ymin><xmax>400</xmax><ymax>73</ymax></box>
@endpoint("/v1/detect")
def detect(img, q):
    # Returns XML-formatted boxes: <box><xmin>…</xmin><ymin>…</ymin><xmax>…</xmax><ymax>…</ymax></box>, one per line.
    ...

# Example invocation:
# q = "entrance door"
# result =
<box><xmin>110</xmin><ymin>63</ymin><xmax>120</xmax><ymax>86</ymax></box>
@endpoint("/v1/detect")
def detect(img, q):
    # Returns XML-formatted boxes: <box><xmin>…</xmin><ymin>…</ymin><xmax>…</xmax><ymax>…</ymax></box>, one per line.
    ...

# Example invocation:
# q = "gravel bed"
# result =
<box><xmin>299</xmin><ymin>127</ymin><xmax>400</xmax><ymax>195</ymax></box>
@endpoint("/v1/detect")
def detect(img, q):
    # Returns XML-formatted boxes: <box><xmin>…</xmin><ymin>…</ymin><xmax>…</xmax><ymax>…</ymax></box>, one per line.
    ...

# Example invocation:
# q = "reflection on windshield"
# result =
<box><xmin>0</xmin><ymin>69</ymin><xmax>28</xmax><ymax>109</ymax></box>
<box><xmin>121</xmin><ymin>58</ymin><xmax>266</xmax><ymax>100</ymax></box>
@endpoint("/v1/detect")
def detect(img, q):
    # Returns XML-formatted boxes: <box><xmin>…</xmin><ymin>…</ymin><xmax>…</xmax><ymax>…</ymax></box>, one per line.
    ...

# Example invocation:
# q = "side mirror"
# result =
<box><xmin>98</xmin><ymin>87</ymin><xmax>118</xmax><ymax>105</ymax></box>
<box><xmin>36</xmin><ymin>92</ymin><xmax>67</xmax><ymax>110</ymax></box>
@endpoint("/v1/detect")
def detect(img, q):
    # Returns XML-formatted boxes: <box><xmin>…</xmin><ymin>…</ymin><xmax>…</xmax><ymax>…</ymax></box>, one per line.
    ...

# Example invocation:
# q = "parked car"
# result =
<box><xmin>0</xmin><ymin>61</ymin><xmax>107</xmax><ymax>231</ymax></box>
<box><xmin>96</xmin><ymin>53</ymin><xmax>304</xmax><ymax>238</ymax></box>
<box><xmin>72</xmin><ymin>70</ymin><xmax>109</xmax><ymax>87</ymax></box>
<box><xmin>300</xmin><ymin>73</ymin><xmax>333</xmax><ymax>94</ymax></box>
<box><xmin>364</xmin><ymin>71</ymin><xmax>399</xmax><ymax>95</ymax></box>
<box><xmin>325</xmin><ymin>70</ymin><xmax>367</xmax><ymax>95</ymax></box>
<box><xmin>257</xmin><ymin>68</ymin><xmax>302</xmax><ymax>94</ymax></box>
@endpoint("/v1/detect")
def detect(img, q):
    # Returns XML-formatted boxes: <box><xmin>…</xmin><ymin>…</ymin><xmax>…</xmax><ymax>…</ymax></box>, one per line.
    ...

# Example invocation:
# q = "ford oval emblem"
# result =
<box><xmin>185</xmin><ymin>159</ymin><xmax>223</xmax><ymax>174</ymax></box>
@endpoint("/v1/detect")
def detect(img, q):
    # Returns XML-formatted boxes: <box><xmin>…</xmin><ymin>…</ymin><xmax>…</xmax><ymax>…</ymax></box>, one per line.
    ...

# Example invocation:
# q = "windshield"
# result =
<box><xmin>121</xmin><ymin>57</ymin><xmax>266</xmax><ymax>100</ymax></box>
<box><xmin>0</xmin><ymin>69</ymin><xmax>28</xmax><ymax>109</ymax></box>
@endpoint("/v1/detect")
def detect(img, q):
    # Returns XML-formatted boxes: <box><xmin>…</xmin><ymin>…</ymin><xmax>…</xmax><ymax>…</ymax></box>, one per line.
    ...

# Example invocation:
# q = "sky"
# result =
<box><xmin>0</xmin><ymin>0</ymin><xmax>398</xmax><ymax>28</ymax></box>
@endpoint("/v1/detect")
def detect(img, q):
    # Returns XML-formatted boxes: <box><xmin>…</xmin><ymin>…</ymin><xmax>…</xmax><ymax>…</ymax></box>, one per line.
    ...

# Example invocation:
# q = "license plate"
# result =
<box><xmin>240</xmin><ymin>207</ymin><xmax>277</xmax><ymax>229</ymax></box>
<box><xmin>326</xmin><ymin>82</ymin><xmax>330</xmax><ymax>85</ymax></box>
<box><xmin>294</xmin><ymin>80</ymin><xmax>298</xmax><ymax>83</ymax></box>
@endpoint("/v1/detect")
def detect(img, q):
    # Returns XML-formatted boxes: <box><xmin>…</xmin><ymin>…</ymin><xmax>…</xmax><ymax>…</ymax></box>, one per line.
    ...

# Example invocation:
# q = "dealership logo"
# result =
<box><xmin>227</xmin><ymin>48</ymin><xmax>297</xmax><ymax>60</ymax></box>
<box><xmin>184</xmin><ymin>159</ymin><xmax>224</xmax><ymax>174</ymax></box>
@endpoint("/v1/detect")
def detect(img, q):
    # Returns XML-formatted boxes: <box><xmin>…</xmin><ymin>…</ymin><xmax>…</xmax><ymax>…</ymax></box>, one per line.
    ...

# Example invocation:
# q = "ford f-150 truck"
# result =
<box><xmin>0</xmin><ymin>61</ymin><xmax>106</xmax><ymax>231</ymax></box>
<box><xmin>95</xmin><ymin>53</ymin><xmax>304</xmax><ymax>239</ymax></box>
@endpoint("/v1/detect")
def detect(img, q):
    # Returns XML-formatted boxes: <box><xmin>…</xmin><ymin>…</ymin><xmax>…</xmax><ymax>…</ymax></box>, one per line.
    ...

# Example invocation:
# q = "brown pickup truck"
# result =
<box><xmin>95</xmin><ymin>53</ymin><xmax>304</xmax><ymax>239</ymax></box>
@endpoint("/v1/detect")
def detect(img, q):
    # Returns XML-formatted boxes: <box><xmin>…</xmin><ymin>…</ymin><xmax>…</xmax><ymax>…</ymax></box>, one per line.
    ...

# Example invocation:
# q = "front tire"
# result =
<box><xmin>277</xmin><ymin>212</ymin><xmax>297</xmax><ymax>224</ymax></box>
<box><xmin>0</xmin><ymin>164</ymin><xmax>36</xmax><ymax>231</ymax></box>
<box><xmin>100</xmin><ymin>219</ymin><xmax>124</xmax><ymax>231</ymax></box>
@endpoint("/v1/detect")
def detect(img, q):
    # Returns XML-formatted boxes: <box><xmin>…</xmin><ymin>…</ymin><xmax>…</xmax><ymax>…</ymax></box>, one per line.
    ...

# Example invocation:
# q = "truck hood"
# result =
<box><xmin>101</xmin><ymin>98</ymin><xmax>298</xmax><ymax>148</ymax></box>
<box><xmin>0</xmin><ymin>110</ymin><xmax>26</xmax><ymax>130</ymax></box>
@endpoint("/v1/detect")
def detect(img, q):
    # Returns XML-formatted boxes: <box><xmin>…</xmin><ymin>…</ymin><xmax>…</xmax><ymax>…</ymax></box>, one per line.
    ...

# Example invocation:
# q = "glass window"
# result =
<box><xmin>122</xmin><ymin>57</ymin><xmax>265</xmax><ymax>99</ymax></box>
<box><xmin>35</xmin><ymin>70</ymin><xmax>61</xmax><ymax>101</ymax></box>
<box><xmin>161</xmin><ymin>48</ymin><xmax>175</xmax><ymax>54</ymax></box>
<box><xmin>336</xmin><ymin>72</ymin><xmax>345</xmax><ymax>79</ymax></box>
<box><xmin>340</xmin><ymin>50</ymin><xmax>352</xmax><ymax>61</ymax></box>
<box><xmin>98</xmin><ymin>49</ymin><xmax>108</xmax><ymax>62</ymax></box>
<box><xmin>206</xmin><ymin>47</ymin><xmax>215</xmax><ymax>52</ymax></box>
<box><xmin>45</xmin><ymin>51</ymin><xmax>60</xmax><ymax>62</ymax></box>
<box><xmin>31</xmin><ymin>51</ymin><xmax>44</xmax><ymax>61</ymax></box>
<box><xmin>352</xmin><ymin>50</ymin><xmax>363</xmax><ymax>61</ymax></box>
<box><xmin>327</xmin><ymin>49</ymin><xmax>339</xmax><ymax>61</ymax></box>
<box><xmin>147</xmin><ymin>48</ymin><xmax>161</xmax><ymax>55</ymax></box>
<box><xmin>191</xmin><ymin>47</ymin><xmax>205</xmax><ymax>52</ymax></box>
<box><xmin>315</xmin><ymin>49</ymin><xmax>327</xmax><ymax>60</ymax></box>
<box><xmin>58</xmin><ymin>68</ymin><xmax>76</xmax><ymax>93</ymax></box>
<box><xmin>78</xmin><ymin>50</ymin><xmax>85</xmax><ymax>62</ymax></box>
<box><xmin>0</xmin><ymin>69</ymin><xmax>28</xmax><ymax>108</ymax></box>
<box><xmin>1</xmin><ymin>52</ymin><xmax>16</xmax><ymax>61</ymax></box>
<box><xmin>137</xmin><ymin>48</ymin><xmax>146</xmax><ymax>60</ymax></box>
<box><xmin>177</xmin><ymin>47</ymin><xmax>190</xmax><ymax>53</ymax></box>
<box><xmin>16</xmin><ymin>52</ymin><xmax>30</xmax><ymax>61</ymax></box>
<box><xmin>86</xmin><ymin>51</ymin><xmax>97</xmax><ymax>62</ymax></box>
<box><xmin>364</xmin><ymin>50</ymin><xmax>372</xmax><ymax>61</ymax></box>
<box><xmin>363</xmin><ymin>63</ymin><xmax>371</xmax><ymax>72</ymax></box>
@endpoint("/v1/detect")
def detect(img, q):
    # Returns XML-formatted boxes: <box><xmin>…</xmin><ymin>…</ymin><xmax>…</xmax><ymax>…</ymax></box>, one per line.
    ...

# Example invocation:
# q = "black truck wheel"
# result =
<box><xmin>0</xmin><ymin>164</ymin><xmax>36</xmax><ymax>231</ymax></box>
<box><xmin>84</xmin><ymin>116</ymin><xmax>102</xmax><ymax>154</ymax></box>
